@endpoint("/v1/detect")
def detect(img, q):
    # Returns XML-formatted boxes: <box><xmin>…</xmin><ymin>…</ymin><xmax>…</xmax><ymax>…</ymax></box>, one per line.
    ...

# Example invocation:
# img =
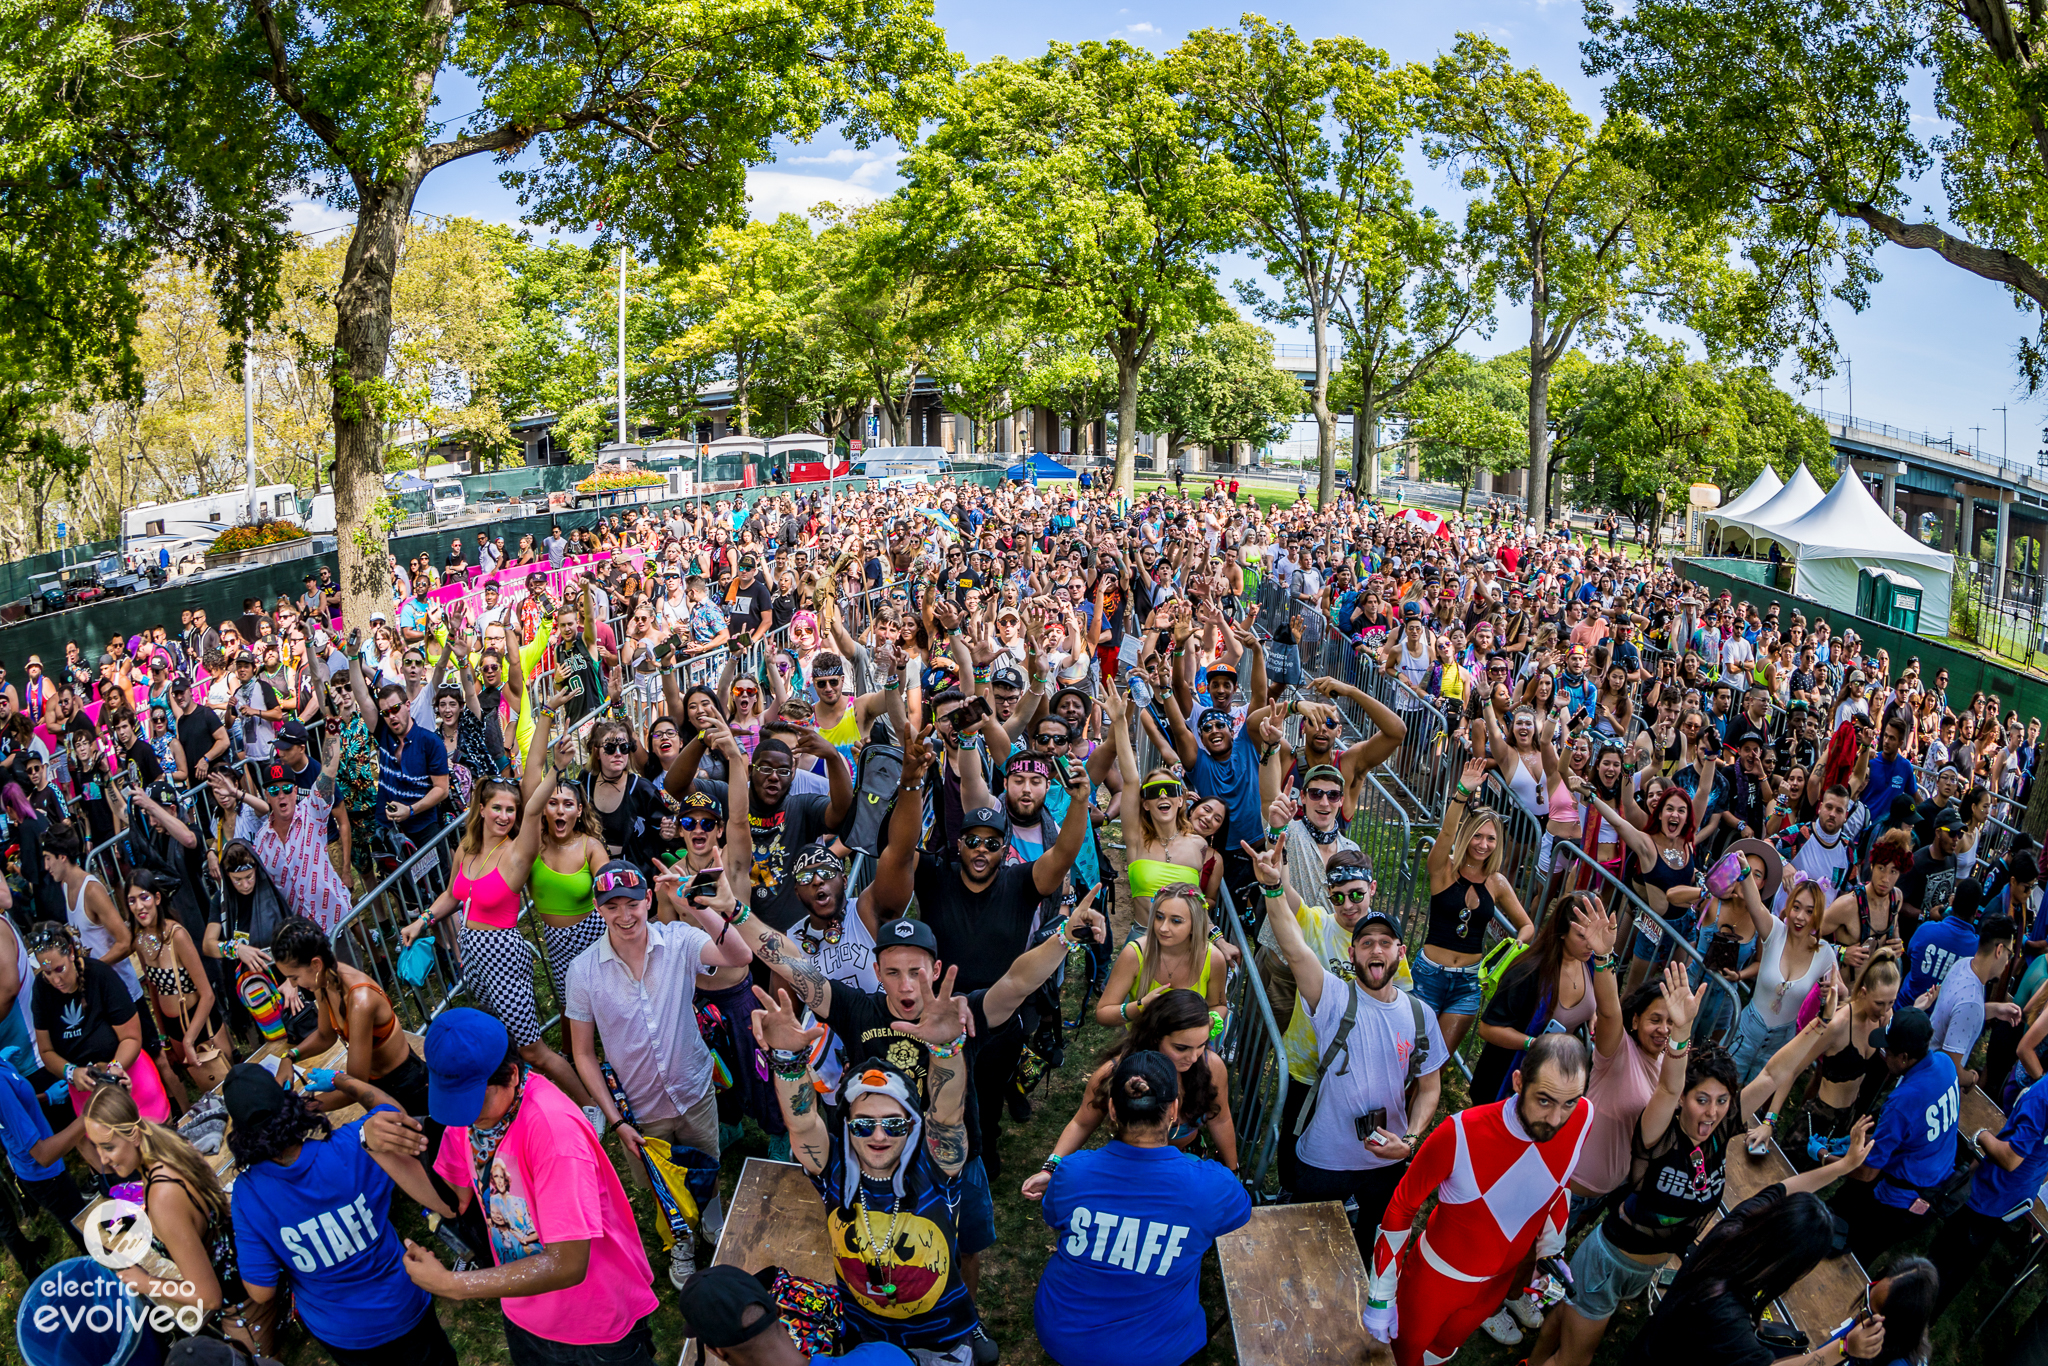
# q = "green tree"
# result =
<box><xmin>1405</xmin><ymin>355</ymin><xmax>1527</xmax><ymax>513</ymax></box>
<box><xmin>1017</xmin><ymin>342</ymin><xmax>1118</xmax><ymax>458</ymax></box>
<box><xmin>1330</xmin><ymin>210</ymin><xmax>1496</xmax><ymax>495</ymax></box>
<box><xmin>13</xmin><ymin>0</ymin><xmax>951</xmax><ymax>619</ymax></box>
<box><xmin>1175</xmin><ymin>17</ymin><xmax>1418</xmax><ymax>507</ymax></box>
<box><xmin>901</xmin><ymin>39</ymin><xmax>1257</xmax><ymax>493</ymax></box>
<box><xmin>1138</xmin><ymin>318</ymin><xmax>1302</xmax><ymax>469</ymax></box>
<box><xmin>931</xmin><ymin>312</ymin><xmax>1031</xmax><ymax>455</ymax></box>
<box><xmin>1584</xmin><ymin>0</ymin><xmax>2048</xmax><ymax>385</ymax></box>
<box><xmin>668</xmin><ymin>216</ymin><xmax>828</xmax><ymax>438</ymax></box>
<box><xmin>1424</xmin><ymin>34</ymin><xmax>1735</xmax><ymax>534</ymax></box>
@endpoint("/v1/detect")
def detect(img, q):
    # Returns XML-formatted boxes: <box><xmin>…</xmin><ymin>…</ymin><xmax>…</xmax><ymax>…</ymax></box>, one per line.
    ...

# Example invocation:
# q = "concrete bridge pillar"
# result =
<box><xmin>1882</xmin><ymin>469</ymin><xmax>1897</xmax><ymax>517</ymax></box>
<box><xmin>1996</xmin><ymin>489</ymin><xmax>2014</xmax><ymax>605</ymax></box>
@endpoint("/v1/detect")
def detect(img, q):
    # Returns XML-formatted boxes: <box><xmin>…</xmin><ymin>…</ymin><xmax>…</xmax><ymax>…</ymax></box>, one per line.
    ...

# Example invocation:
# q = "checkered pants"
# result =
<box><xmin>540</xmin><ymin>912</ymin><xmax>606</xmax><ymax>1002</ymax></box>
<box><xmin>457</xmin><ymin>924</ymin><xmax>544</xmax><ymax>1047</ymax></box>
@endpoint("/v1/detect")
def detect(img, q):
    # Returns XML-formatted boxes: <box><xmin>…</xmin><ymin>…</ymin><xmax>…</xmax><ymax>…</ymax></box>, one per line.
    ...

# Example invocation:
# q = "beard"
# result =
<box><xmin>1516</xmin><ymin>1091</ymin><xmax>1568</xmax><ymax>1143</ymax></box>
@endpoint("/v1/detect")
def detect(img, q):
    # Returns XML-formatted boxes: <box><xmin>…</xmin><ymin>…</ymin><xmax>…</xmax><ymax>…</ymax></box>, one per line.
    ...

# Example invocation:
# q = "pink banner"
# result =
<box><xmin>425</xmin><ymin>549</ymin><xmax>647</xmax><ymax>623</ymax></box>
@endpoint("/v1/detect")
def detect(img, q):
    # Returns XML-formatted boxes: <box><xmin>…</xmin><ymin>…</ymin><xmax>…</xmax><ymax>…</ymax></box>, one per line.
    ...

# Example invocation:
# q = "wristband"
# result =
<box><xmin>1525</xmin><ymin>1035</ymin><xmax>1538</xmax><ymax>1051</ymax></box>
<box><xmin>1041</xmin><ymin>1154</ymin><xmax>1062</xmax><ymax>1173</ymax></box>
<box><xmin>728</xmin><ymin>903</ymin><xmax>754</xmax><ymax>927</ymax></box>
<box><xmin>1765</xmin><ymin>1112</ymin><xmax>1779</xmax><ymax>1124</ymax></box>
<box><xmin>1668</xmin><ymin>1037</ymin><xmax>1691</xmax><ymax>1054</ymax></box>
<box><xmin>1260</xmin><ymin>883</ymin><xmax>1286</xmax><ymax>899</ymax></box>
<box><xmin>1119</xmin><ymin>1001</ymin><xmax>1131</xmax><ymax>1022</ymax></box>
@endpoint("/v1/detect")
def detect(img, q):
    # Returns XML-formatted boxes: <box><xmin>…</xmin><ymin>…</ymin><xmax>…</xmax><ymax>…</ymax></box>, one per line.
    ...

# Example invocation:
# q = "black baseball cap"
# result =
<box><xmin>677</xmin><ymin>1266</ymin><xmax>783</xmax><ymax>1350</ymax></box>
<box><xmin>1353</xmin><ymin>905</ymin><xmax>1403</xmax><ymax>941</ymax></box>
<box><xmin>961</xmin><ymin>805</ymin><xmax>1011</xmax><ymax>837</ymax></box>
<box><xmin>1871</xmin><ymin>1006</ymin><xmax>1933</xmax><ymax>1059</ymax></box>
<box><xmin>876</xmin><ymin>916</ymin><xmax>939</xmax><ymax>958</ymax></box>
<box><xmin>221</xmin><ymin>1062</ymin><xmax>288</xmax><ymax>1132</ymax></box>
<box><xmin>275</xmin><ymin>718</ymin><xmax>310</xmax><ymax>747</ymax></box>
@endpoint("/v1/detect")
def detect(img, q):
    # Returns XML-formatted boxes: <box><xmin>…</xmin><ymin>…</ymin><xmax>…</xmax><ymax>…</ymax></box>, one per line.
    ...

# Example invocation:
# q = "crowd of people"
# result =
<box><xmin>0</xmin><ymin>470</ymin><xmax>2042</xmax><ymax>1366</ymax></box>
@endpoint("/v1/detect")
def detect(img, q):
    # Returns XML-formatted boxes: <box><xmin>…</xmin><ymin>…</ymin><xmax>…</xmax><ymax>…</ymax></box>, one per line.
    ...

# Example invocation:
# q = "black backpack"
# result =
<box><xmin>840</xmin><ymin>719</ymin><xmax>903</xmax><ymax>857</ymax></box>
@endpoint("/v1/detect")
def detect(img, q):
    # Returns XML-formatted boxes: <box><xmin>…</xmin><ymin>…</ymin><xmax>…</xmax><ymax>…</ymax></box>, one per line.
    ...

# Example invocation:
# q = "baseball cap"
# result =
<box><xmin>594</xmin><ymin>859</ymin><xmax>652</xmax><ymax>905</ymax></box>
<box><xmin>876</xmin><ymin>916</ymin><xmax>939</xmax><ymax>958</ymax></box>
<box><xmin>1206</xmin><ymin>660</ymin><xmax>1238</xmax><ymax>679</ymax></box>
<box><xmin>275</xmin><ymin>718</ymin><xmax>310</xmax><ymax>747</ymax></box>
<box><xmin>1870</xmin><ymin>1006</ymin><xmax>1933</xmax><ymax>1058</ymax></box>
<box><xmin>1401</xmin><ymin>601</ymin><xmax>1421</xmax><ymax>619</ymax></box>
<box><xmin>676</xmin><ymin>1266</ymin><xmax>784</xmax><ymax>1351</ymax></box>
<box><xmin>961</xmin><ymin>804</ymin><xmax>1011</xmax><ymax>837</ymax></box>
<box><xmin>425</xmin><ymin>1008</ymin><xmax>511</xmax><ymax>1126</ymax></box>
<box><xmin>221</xmin><ymin>1061</ymin><xmax>288</xmax><ymax>1132</ymax></box>
<box><xmin>1935</xmin><ymin>807</ymin><xmax>1967</xmax><ymax>836</ymax></box>
<box><xmin>990</xmin><ymin>664</ymin><xmax>1025</xmax><ymax>690</ymax></box>
<box><xmin>1352</xmin><ymin>904</ymin><xmax>1403</xmax><ymax>941</ymax></box>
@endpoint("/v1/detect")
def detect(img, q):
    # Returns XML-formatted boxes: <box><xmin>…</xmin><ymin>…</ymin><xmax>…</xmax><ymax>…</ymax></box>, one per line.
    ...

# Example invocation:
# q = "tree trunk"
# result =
<box><xmin>733</xmin><ymin>353</ymin><xmax>750</xmax><ymax>436</ymax></box>
<box><xmin>1114</xmin><ymin>349</ymin><xmax>1139</xmax><ymax>497</ymax></box>
<box><xmin>1527</xmin><ymin>294</ymin><xmax>1551</xmax><ymax>536</ymax></box>
<box><xmin>2026</xmin><ymin>745</ymin><xmax>2048</xmax><ymax>840</ymax></box>
<box><xmin>331</xmin><ymin>179</ymin><xmax>420</xmax><ymax>629</ymax></box>
<box><xmin>1360</xmin><ymin>378</ymin><xmax>1381</xmax><ymax>500</ymax></box>
<box><xmin>1312</xmin><ymin>304</ymin><xmax>1335</xmax><ymax>509</ymax></box>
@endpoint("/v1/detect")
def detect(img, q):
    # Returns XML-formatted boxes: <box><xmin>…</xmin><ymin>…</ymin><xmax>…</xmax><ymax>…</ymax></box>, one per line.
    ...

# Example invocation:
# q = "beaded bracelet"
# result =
<box><xmin>927</xmin><ymin>1034</ymin><xmax>968</xmax><ymax>1059</ymax></box>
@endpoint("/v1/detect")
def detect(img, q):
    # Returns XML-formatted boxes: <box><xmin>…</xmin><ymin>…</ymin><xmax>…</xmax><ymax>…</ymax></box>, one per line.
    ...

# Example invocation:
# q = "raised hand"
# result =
<box><xmin>751</xmin><ymin>985</ymin><xmax>825</xmax><ymax>1054</ymax></box>
<box><xmin>1659</xmin><ymin>957</ymin><xmax>1703</xmax><ymax>1034</ymax></box>
<box><xmin>893</xmin><ymin>964</ymin><xmax>969</xmax><ymax>1045</ymax></box>
<box><xmin>1241</xmin><ymin>836</ymin><xmax>1287</xmax><ymax>889</ymax></box>
<box><xmin>1575</xmin><ymin>897</ymin><xmax>1618</xmax><ymax>958</ymax></box>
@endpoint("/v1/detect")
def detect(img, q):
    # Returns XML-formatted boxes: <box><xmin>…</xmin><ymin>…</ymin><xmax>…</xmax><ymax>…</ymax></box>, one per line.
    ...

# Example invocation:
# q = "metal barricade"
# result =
<box><xmin>1551</xmin><ymin>838</ymin><xmax>1746</xmax><ymax>1049</ymax></box>
<box><xmin>1214</xmin><ymin>874</ymin><xmax>1289</xmax><ymax>1197</ymax></box>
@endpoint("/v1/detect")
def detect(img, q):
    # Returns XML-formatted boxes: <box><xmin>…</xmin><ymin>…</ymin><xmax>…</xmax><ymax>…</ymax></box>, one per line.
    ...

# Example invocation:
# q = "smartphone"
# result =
<box><xmin>1054</xmin><ymin>753</ymin><xmax>1081</xmax><ymax>787</ymax></box>
<box><xmin>684</xmin><ymin>867</ymin><xmax>723</xmax><ymax>903</ymax></box>
<box><xmin>1354</xmin><ymin>1108</ymin><xmax>1389</xmax><ymax>1142</ymax></box>
<box><xmin>954</xmin><ymin>696</ymin><xmax>992</xmax><ymax>728</ymax></box>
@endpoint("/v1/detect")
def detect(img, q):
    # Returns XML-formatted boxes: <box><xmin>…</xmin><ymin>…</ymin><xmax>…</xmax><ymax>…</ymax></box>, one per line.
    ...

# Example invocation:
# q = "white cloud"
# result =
<box><xmin>286</xmin><ymin>198</ymin><xmax>356</xmax><ymax>239</ymax></box>
<box><xmin>744</xmin><ymin>170</ymin><xmax>883</xmax><ymax>221</ymax></box>
<box><xmin>1122</xmin><ymin>21</ymin><xmax>1159</xmax><ymax>34</ymax></box>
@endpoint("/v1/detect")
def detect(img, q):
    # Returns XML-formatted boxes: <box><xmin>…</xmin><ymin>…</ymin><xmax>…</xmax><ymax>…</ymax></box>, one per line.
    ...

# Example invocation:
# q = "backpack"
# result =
<box><xmin>1293</xmin><ymin>981</ymin><xmax>1433</xmax><ymax>1137</ymax></box>
<box><xmin>839</xmin><ymin>719</ymin><xmax>903</xmax><ymax>857</ymax></box>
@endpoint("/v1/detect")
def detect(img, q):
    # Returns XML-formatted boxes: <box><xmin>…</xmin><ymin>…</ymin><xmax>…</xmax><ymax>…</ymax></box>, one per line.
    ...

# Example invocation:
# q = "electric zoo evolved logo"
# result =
<box><xmin>28</xmin><ymin>1198</ymin><xmax>205</xmax><ymax>1336</ymax></box>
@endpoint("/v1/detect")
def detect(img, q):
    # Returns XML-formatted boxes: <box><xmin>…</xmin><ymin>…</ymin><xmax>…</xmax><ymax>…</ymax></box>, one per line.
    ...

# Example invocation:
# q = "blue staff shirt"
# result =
<box><xmin>1865</xmin><ymin>1051</ymin><xmax>1961</xmax><ymax>1210</ymax></box>
<box><xmin>1035</xmin><ymin>1142</ymin><xmax>1251</xmax><ymax>1366</ymax></box>
<box><xmin>230</xmin><ymin>1108</ymin><xmax>432</xmax><ymax>1350</ymax></box>
<box><xmin>1191</xmin><ymin>727</ymin><xmax>1264</xmax><ymax>851</ymax></box>
<box><xmin>1969</xmin><ymin>1075</ymin><xmax>2048</xmax><ymax>1218</ymax></box>
<box><xmin>0</xmin><ymin>1057</ymin><xmax>63</xmax><ymax>1182</ymax></box>
<box><xmin>1903</xmin><ymin>916</ymin><xmax>1981</xmax><ymax>1002</ymax></box>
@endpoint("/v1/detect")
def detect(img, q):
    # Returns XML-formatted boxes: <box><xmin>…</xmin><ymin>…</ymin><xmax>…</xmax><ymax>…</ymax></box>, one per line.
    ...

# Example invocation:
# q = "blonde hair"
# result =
<box><xmin>1137</xmin><ymin>883</ymin><xmax>1214</xmax><ymax>999</ymax></box>
<box><xmin>1447</xmin><ymin>808</ymin><xmax>1506</xmax><ymax>881</ymax></box>
<box><xmin>460</xmin><ymin>779</ymin><xmax>526</xmax><ymax>857</ymax></box>
<box><xmin>84</xmin><ymin>1084</ymin><xmax>229</xmax><ymax>1225</ymax></box>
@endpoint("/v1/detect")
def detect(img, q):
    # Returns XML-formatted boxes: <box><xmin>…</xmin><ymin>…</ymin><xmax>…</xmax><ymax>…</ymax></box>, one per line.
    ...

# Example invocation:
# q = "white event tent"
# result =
<box><xmin>1755</xmin><ymin>469</ymin><xmax>1954</xmax><ymax>633</ymax></box>
<box><xmin>1706</xmin><ymin>467</ymin><xmax>1783</xmax><ymax>530</ymax></box>
<box><xmin>1713</xmin><ymin>465</ymin><xmax>1827</xmax><ymax>551</ymax></box>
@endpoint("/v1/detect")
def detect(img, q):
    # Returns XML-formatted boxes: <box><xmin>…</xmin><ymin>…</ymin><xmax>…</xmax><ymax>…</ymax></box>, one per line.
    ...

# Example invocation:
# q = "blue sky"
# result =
<box><xmin>326</xmin><ymin>0</ymin><xmax>2044</xmax><ymax>462</ymax></box>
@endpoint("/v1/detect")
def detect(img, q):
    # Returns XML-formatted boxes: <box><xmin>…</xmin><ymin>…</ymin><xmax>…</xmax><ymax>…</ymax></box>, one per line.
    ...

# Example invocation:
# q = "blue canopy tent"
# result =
<box><xmin>1004</xmin><ymin>452</ymin><xmax>1078</xmax><ymax>482</ymax></box>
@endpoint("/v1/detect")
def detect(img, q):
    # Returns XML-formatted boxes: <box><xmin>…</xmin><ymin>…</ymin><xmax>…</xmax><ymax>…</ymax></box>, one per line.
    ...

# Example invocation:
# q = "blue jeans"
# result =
<box><xmin>1411</xmin><ymin>953</ymin><xmax>1484</xmax><ymax>1017</ymax></box>
<box><xmin>1728</xmin><ymin>1006</ymin><xmax>1796</xmax><ymax>1085</ymax></box>
<box><xmin>956</xmin><ymin>1155</ymin><xmax>996</xmax><ymax>1256</ymax></box>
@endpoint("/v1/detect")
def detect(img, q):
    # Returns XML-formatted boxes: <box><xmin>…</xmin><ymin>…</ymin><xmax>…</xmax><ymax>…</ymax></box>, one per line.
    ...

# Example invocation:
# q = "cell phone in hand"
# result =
<box><xmin>954</xmin><ymin>696</ymin><xmax>992</xmax><ymax>728</ymax></box>
<box><xmin>684</xmin><ymin>867</ymin><xmax>723</xmax><ymax>904</ymax></box>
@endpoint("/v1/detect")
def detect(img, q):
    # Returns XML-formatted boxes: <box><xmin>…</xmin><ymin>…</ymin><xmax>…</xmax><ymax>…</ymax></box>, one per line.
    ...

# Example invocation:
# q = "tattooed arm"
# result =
<box><xmin>724</xmin><ymin>910</ymin><xmax>834</xmax><ymax>1017</ymax></box>
<box><xmin>753</xmin><ymin>986</ymin><xmax>831</xmax><ymax>1176</ymax></box>
<box><xmin>894</xmin><ymin>966</ymin><xmax>971</xmax><ymax>1178</ymax></box>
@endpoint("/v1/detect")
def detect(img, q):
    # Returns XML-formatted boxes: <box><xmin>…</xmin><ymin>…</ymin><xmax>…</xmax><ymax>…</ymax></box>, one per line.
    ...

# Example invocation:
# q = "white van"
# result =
<box><xmin>431</xmin><ymin>480</ymin><xmax>467</xmax><ymax>519</ymax></box>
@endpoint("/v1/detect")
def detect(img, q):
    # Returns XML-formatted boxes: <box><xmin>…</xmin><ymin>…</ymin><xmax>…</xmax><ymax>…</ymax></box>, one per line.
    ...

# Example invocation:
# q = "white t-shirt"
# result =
<box><xmin>1750</xmin><ymin>910</ymin><xmax>1838</xmax><ymax>1030</ymax></box>
<box><xmin>1929</xmin><ymin>956</ymin><xmax>1986</xmax><ymax>1067</ymax></box>
<box><xmin>1297</xmin><ymin>968</ymin><xmax>1447</xmax><ymax>1173</ymax></box>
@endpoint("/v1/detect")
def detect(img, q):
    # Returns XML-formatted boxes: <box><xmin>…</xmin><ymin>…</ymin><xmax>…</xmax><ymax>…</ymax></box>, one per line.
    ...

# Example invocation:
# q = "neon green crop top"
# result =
<box><xmin>1128</xmin><ymin>858</ymin><xmax>1203</xmax><ymax>901</ymax></box>
<box><xmin>530</xmin><ymin>854</ymin><xmax>595</xmax><ymax>921</ymax></box>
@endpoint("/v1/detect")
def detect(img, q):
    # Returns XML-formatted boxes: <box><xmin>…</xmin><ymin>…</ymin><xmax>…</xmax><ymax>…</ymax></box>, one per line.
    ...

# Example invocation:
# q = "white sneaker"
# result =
<box><xmin>1507</xmin><ymin>1291</ymin><xmax>1545</xmax><ymax>1330</ymax></box>
<box><xmin>668</xmin><ymin>1235</ymin><xmax>696</xmax><ymax>1290</ymax></box>
<box><xmin>1480</xmin><ymin>1309</ymin><xmax>1523</xmax><ymax>1346</ymax></box>
<box><xmin>582</xmin><ymin>1105</ymin><xmax>607</xmax><ymax>1137</ymax></box>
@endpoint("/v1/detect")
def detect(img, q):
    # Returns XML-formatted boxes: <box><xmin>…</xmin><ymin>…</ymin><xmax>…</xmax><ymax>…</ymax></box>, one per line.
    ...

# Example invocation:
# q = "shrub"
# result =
<box><xmin>574</xmin><ymin>469</ymin><xmax>664</xmax><ymax>493</ymax></box>
<box><xmin>210</xmin><ymin>520</ymin><xmax>309</xmax><ymax>554</ymax></box>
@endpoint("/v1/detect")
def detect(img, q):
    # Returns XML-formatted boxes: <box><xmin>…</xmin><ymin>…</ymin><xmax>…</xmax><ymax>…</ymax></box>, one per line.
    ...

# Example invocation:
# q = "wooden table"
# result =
<box><xmin>679</xmin><ymin>1159</ymin><xmax>834</xmax><ymax>1366</ymax></box>
<box><xmin>1215</xmin><ymin>1202</ymin><xmax>1376</xmax><ymax>1366</ymax></box>
<box><xmin>710</xmin><ymin>1157</ymin><xmax>835</xmax><ymax>1283</ymax></box>
<box><xmin>1723</xmin><ymin>1140</ymin><xmax>1868</xmax><ymax>1341</ymax></box>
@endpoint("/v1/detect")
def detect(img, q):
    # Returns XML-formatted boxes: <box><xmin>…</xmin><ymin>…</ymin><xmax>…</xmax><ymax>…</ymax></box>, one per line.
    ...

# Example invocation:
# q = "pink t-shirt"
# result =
<box><xmin>1572</xmin><ymin>1037</ymin><xmax>1663</xmax><ymax>1196</ymax></box>
<box><xmin>434</xmin><ymin>1074</ymin><xmax>656</xmax><ymax>1344</ymax></box>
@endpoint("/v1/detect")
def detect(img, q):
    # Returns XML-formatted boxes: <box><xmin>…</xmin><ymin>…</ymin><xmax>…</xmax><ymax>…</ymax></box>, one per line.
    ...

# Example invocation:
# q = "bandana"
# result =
<box><xmin>1005</xmin><ymin>753</ymin><xmax>1052</xmax><ymax>779</ymax></box>
<box><xmin>791</xmin><ymin>842</ymin><xmax>846</xmax><ymax>881</ymax></box>
<box><xmin>1326</xmin><ymin>862</ymin><xmax>1374</xmax><ymax>886</ymax></box>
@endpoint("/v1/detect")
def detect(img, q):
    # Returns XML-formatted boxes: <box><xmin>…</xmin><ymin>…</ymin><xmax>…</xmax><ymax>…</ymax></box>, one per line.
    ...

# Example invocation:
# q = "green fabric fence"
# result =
<box><xmin>1676</xmin><ymin>556</ymin><xmax>2048</xmax><ymax>724</ymax></box>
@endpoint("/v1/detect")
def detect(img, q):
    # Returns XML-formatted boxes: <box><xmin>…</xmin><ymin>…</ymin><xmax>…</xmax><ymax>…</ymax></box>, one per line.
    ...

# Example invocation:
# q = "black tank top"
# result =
<box><xmin>1602</xmin><ymin>1117</ymin><xmax>1740</xmax><ymax>1256</ymax></box>
<box><xmin>1427</xmin><ymin>875</ymin><xmax>1494</xmax><ymax>955</ymax></box>
<box><xmin>1634</xmin><ymin>840</ymin><xmax>1698</xmax><ymax>896</ymax></box>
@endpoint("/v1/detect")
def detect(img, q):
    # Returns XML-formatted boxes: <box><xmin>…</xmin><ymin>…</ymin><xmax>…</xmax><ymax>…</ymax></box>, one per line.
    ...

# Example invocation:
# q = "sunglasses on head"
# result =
<box><xmin>846</xmin><ymin>1116</ymin><xmax>915</xmax><ymax>1138</ymax></box>
<box><xmin>960</xmin><ymin>833</ymin><xmax>1005</xmax><ymax>851</ymax></box>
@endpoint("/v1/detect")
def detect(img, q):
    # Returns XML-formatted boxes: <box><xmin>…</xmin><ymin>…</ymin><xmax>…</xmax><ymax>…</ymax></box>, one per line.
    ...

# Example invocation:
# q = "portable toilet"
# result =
<box><xmin>1856</xmin><ymin>567</ymin><xmax>1923</xmax><ymax>634</ymax></box>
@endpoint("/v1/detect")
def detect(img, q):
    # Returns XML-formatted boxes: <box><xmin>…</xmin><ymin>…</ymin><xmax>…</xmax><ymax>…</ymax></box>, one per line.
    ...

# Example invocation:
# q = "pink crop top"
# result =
<box><xmin>453</xmin><ymin>863</ymin><xmax>521</xmax><ymax>930</ymax></box>
<box><xmin>1547</xmin><ymin>778</ymin><xmax>1581</xmax><ymax>828</ymax></box>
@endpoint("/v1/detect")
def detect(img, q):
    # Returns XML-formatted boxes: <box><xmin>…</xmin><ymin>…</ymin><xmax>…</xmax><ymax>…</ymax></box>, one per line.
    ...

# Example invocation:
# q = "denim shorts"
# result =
<box><xmin>956</xmin><ymin>1155</ymin><xmax>996</xmax><ymax>1256</ymax></box>
<box><xmin>1566</xmin><ymin>1223</ymin><xmax>1660</xmax><ymax>1321</ymax></box>
<box><xmin>1410</xmin><ymin>953</ymin><xmax>1483</xmax><ymax>1017</ymax></box>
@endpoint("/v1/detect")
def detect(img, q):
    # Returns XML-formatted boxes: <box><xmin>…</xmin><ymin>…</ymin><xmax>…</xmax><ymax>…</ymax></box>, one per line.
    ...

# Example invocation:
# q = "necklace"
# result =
<box><xmin>854</xmin><ymin>1182</ymin><xmax>905</xmax><ymax>1298</ymax></box>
